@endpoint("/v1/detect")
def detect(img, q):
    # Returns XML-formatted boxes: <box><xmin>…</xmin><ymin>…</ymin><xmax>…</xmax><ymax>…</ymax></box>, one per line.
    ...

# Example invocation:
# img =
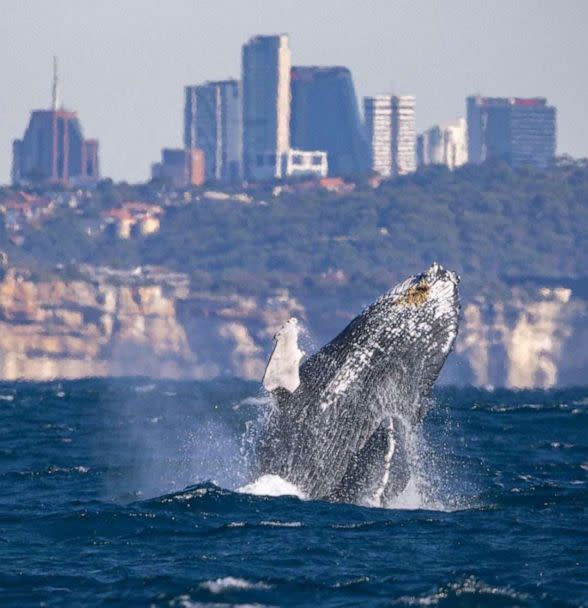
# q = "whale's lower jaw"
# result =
<box><xmin>257</xmin><ymin>263</ymin><xmax>460</xmax><ymax>503</ymax></box>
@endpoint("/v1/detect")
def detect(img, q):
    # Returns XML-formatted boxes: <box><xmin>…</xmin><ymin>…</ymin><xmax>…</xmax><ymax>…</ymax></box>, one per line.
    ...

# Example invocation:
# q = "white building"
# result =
<box><xmin>391</xmin><ymin>95</ymin><xmax>416</xmax><ymax>176</ymax></box>
<box><xmin>281</xmin><ymin>149</ymin><xmax>328</xmax><ymax>178</ymax></box>
<box><xmin>364</xmin><ymin>96</ymin><xmax>392</xmax><ymax>177</ymax></box>
<box><xmin>242</xmin><ymin>34</ymin><xmax>291</xmax><ymax>181</ymax></box>
<box><xmin>417</xmin><ymin>118</ymin><xmax>468</xmax><ymax>170</ymax></box>
<box><xmin>364</xmin><ymin>94</ymin><xmax>416</xmax><ymax>178</ymax></box>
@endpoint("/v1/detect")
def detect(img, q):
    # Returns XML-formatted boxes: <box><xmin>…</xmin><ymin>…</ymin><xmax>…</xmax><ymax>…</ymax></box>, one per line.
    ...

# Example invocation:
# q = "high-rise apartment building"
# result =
<box><xmin>391</xmin><ymin>96</ymin><xmax>416</xmax><ymax>176</ymax></box>
<box><xmin>290</xmin><ymin>66</ymin><xmax>368</xmax><ymax>176</ymax></box>
<box><xmin>364</xmin><ymin>95</ymin><xmax>416</xmax><ymax>178</ymax></box>
<box><xmin>12</xmin><ymin>59</ymin><xmax>99</xmax><ymax>186</ymax></box>
<box><xmin>417</xmin><ymin>118</ymin><xmax>467</xmax><ymax>170</ymax></box>
<box><xmin>242</xmin><ymin>34</ymin><xmax>291</xmax><ymax>180</ymax></box>
<box><xmin>364</xmin><ymin>96</ymin><xmax>393</xmax><ymax>177</ymax></box>
<box><xmin>183</xmin><ymin>80</ymin><xmax>242</xmax><ymax>183</ymax></box>
<box><xmin>184</xmin><ymin>86</ymin><xmax>198</xmax><ymax>151</ymax></box>
<box><xmin>467</xmin><ymin>96</ymin><xmax>556</xmax><ymax>169</ymax></box>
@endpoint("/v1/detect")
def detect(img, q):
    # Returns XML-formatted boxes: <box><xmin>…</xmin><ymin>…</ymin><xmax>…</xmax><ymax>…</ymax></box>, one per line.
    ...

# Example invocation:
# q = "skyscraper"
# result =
<box><xmin>417</xmin><ymin>118</ymin><xmax>467</xmax><ymax>170</ymax></box>
<box><xmin>184</xmin><ymin>86</ymin><xmax>198</xmax><ymax>151</ymax></box>
<box><xmin>364</xmin><ymin>95</ymin><xmax>416</xmax><ymax>178</ymax></box>
<box><xmin>290</xmin><ymin>66</ymin><xmax>368</xmax><ymax>176</ymax></box>
<box><xmin>184</xmin><ymin>80</ymin><xmax>242</xmax><ymax>183</ymax></box>
<box><xmin>467</xmin><ymin>96</ymin><xmax>556</xmax><ymax>169</ymax></box>
<box><xmin>391</xmin><ymin>96</ymin><xmax>416</xmax><ymax>177</ymax></box>
<box><xmin>242</xmin><ymin>34</ymin><xmax>291</xmax><ymax>180</ymax></box>
<box><xmin>12</xmin><ymin>59</ymin><xmax>100</xmax><ymax>186</ymax></box>
<box><xmin>364</xmin><ymin>96</ymin><xmax>393</xmax><ymax>177</ymax></box>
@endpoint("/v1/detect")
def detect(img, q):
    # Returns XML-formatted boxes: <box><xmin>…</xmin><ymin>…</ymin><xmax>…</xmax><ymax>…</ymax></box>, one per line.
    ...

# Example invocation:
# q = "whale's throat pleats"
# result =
<box><xmin>327</xmin><ymin>416</ymin><xmax>409</xmax><ymax>505</ymax></box>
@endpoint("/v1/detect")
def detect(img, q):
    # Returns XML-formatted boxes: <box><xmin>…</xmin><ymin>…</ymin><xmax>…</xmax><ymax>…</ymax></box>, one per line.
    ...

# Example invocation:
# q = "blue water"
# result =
<box><xmin>0</xmin><ymin>379</ymin><xmax>586</xmax><ymax>607</ymax></box>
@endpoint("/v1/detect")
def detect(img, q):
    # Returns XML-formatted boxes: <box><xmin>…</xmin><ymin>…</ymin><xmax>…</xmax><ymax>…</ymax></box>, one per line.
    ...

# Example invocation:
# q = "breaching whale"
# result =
<box><xmin>256</xmin><ymin>262</ymin><xmax>460</xmax><ymax>505</ymax></box>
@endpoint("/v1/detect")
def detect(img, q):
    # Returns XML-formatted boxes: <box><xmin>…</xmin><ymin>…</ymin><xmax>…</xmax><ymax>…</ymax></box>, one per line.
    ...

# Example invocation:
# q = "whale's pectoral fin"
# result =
<box><xmin>262</xmin><ymin>318</ymin><xmax>305</xmax><ymax>394</ymax></box>
<box><xmin>327</xmin><ymin>417</ymin><xmax>410</xmax><ymax>505</ymax></box>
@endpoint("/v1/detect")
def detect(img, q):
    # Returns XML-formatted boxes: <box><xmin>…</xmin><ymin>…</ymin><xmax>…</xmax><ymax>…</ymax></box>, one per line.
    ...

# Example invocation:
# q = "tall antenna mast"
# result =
<box><xmin>52</xmin><ymin>56</ymin><xmax>59</xmax><ymax>110</ymax></box>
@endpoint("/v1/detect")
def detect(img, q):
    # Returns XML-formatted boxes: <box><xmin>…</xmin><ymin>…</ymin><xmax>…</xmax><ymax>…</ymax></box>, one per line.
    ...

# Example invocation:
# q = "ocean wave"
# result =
<box><xmin>392</xmin><ymin>576</ymin><xmax>531</xmax><ymax>606</ymax></box>
<box><xmin>199</xmin><ymin>577</ymin><xmax>272</xmax><ymax>594</ymax></box>
<box><xmin>170</xmin><ymin>596</ymin><xmax>269</xmax><ymax>608</ymax></box>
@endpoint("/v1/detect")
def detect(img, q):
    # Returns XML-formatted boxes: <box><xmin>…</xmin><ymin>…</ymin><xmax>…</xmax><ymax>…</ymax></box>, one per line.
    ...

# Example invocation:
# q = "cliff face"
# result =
<box><xmin>0</xmin><ymin>270</ymin><xmax>585</xmax><ymax>387</ymax></box>
<box><xmin>450</xmin><ymin>287</ymin><xmax>587</xmax><ymax>388</ymax></box>
<box><xmin>0</xmin><ymin>271</ymin><xmax>193</xmax><ymax>380</ymax></box>
<box><xmin>0</xmin><ymin>270</ymin><xmax>304</xmax><ymax>382</ymax></box>
<box><xmin>176</xmin><ymin>290</ymin><xmax>305</xmax><ymax>380</ymax></box>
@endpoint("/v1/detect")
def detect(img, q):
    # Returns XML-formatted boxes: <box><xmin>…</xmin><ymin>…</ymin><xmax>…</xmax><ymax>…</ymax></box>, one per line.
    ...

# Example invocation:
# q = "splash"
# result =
<box><xmin>238</xmin><ymin>474</ymin><xmax>306</xmax><ymax>499</ymax></box>
<box><xmin>377</xmin><ymin>407</ymin><xmax>470</xmax><ymax>512</ymax></box>
<box><xmin>237</xmin><ymin>401</ymin><xmax>465</xmax><ymax>511</ymax></box>
<box><xmin>103</xmin><ymin>379</ymin><xmax>466</xmax><ymax>511</ymax></box>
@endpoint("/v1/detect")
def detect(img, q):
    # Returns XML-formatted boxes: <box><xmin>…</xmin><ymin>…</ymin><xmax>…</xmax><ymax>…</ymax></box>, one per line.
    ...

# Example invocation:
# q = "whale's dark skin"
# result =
<box><xmin>256</xmin><ymin>263</ymin><xmax>460</xmax><ymax>505</ymax></box>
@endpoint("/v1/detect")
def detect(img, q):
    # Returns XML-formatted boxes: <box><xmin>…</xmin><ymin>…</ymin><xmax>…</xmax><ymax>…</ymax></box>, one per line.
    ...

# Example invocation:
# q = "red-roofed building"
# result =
<box><xmin>102</xmin><ymin>202</ymin><xmax>163</xmax><ymax>239</ymax></box>
<box><xmin>319</xmin><ymin>177</ymin><xmax>356</xmax><ymax>194</ymax></box>
<box><xmin>1</xmin><ymin>192</ymin><xmax>55</xmax><ymax>232</ymax></box>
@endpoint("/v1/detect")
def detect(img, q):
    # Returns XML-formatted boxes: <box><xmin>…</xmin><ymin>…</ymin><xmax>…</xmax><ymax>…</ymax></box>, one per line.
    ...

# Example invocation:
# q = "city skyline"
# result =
<box><xmin>1</xmin><ymin>0</ymin><xmax>587</xmax><ymax>184</ymax></box>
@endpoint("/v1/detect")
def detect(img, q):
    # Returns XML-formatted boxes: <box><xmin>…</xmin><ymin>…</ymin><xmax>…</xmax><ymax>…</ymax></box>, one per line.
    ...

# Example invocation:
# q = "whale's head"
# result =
<box><xmin>394</xmin><ymin>261</ymin><xmax>459</xmax><ymax>315</ymax></box>
<box><xmin>366</xmin><ymin>262</ymin><xmax>461</xmax><ymax>405</ymax></box>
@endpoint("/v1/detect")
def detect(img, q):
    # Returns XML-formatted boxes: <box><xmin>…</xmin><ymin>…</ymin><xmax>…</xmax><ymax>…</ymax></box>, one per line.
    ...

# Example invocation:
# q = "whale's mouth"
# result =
<box><xmin>426</xmin><ymin>262</ymin><xmax>460</xmax><ymax>285</ymax></box>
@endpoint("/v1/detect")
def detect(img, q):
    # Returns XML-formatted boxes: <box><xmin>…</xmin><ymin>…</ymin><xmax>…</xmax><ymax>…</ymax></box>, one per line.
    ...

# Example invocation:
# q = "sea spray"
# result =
<box><xmin>97</xmin><ymin>379</ymin><xmax>256</xmax><ymax>500</ymax></box>
<box><xmin>97</xmin><ymin>376</ymin><xmax>466</xmax><ymax>511</ymax></box>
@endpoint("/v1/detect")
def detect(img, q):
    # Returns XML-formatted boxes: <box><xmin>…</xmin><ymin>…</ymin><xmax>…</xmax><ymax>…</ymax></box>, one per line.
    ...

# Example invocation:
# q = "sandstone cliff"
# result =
<box><xmin>0</xmin><ymin>268</ymin><xmax>585</xmax><ymax>387</ymax></box>
<box><xmin>450</xmin><ymin>286</ymin><xmax>587</xmax><ymax>388</ymax></box>
<box><xmin>0</xmin><ymin>270</ymin><xmax>193</xmax><ymax>380</ymax></box>
<box><xmin>0</xmin><ymin>269</ymin><xmax>303</xmax><ymax>382</ymax></box>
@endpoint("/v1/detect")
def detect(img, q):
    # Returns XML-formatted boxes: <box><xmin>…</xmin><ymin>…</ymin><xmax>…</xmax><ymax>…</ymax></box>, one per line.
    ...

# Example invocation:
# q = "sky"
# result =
<box><xmin>1</xmin><ymin>0</ymin><xmax>587</xmax><ymax>184</ymax></box>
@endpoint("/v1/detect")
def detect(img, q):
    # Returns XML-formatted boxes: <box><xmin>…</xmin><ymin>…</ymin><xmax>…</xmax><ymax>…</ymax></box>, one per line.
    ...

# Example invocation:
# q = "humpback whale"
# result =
<box><xmin>256</xmin><ymin>263</ymin><xmax>460</xmax><ymax>505</ymax></box>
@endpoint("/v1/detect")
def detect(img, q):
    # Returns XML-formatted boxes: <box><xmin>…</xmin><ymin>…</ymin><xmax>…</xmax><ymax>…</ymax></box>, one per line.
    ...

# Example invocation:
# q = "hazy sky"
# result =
<box><xmin>1</xmin><ymin>0</ymin><xmax>587</xmax><ymax>184</ymax></box>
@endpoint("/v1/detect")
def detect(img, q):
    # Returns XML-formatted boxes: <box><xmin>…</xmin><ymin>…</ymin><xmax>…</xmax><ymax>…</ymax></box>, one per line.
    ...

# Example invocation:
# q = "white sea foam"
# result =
<box><xmin>133</xmin><ymin>383</ymin><xmax>156</xmax><ymax>393</ymax></box>
<box><xmin>260</xmin><ymin>520</ymin><xmax>302</xmax><ymax>527</ymax></box>
<box><xmin>171</xmin><ymin>596</ymin><xmax>266</xmax><ymax>608</ymax></box>
<box><xmin>200</xmin><ymin>577</ymin><xmax>271</xmax><ymax>594</ymax></box>
<box><xmin>393</xmin><ymin>576</ymin><xmax>530</xmax><ymax>606</ymax></box>
<box><xmin>238</xmin><ymin>474</ymin><xmax>306</xmax><ymax>499</ymax></box>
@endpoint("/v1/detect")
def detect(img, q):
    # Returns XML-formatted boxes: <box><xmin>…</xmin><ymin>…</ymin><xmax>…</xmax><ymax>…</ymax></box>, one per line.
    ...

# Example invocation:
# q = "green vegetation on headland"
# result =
<box><xmin>1</xmin><ymin>159</ymin><xmax>587</xmax><ymax>300</ymax></box>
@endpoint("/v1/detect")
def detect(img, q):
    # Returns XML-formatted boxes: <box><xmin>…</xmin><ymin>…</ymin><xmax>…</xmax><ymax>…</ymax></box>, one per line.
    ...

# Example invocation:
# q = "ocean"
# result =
<box><xmin>0</xmin><ymin>378</ymin><xmax>586</xmax><ymax>607</ymax></box>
